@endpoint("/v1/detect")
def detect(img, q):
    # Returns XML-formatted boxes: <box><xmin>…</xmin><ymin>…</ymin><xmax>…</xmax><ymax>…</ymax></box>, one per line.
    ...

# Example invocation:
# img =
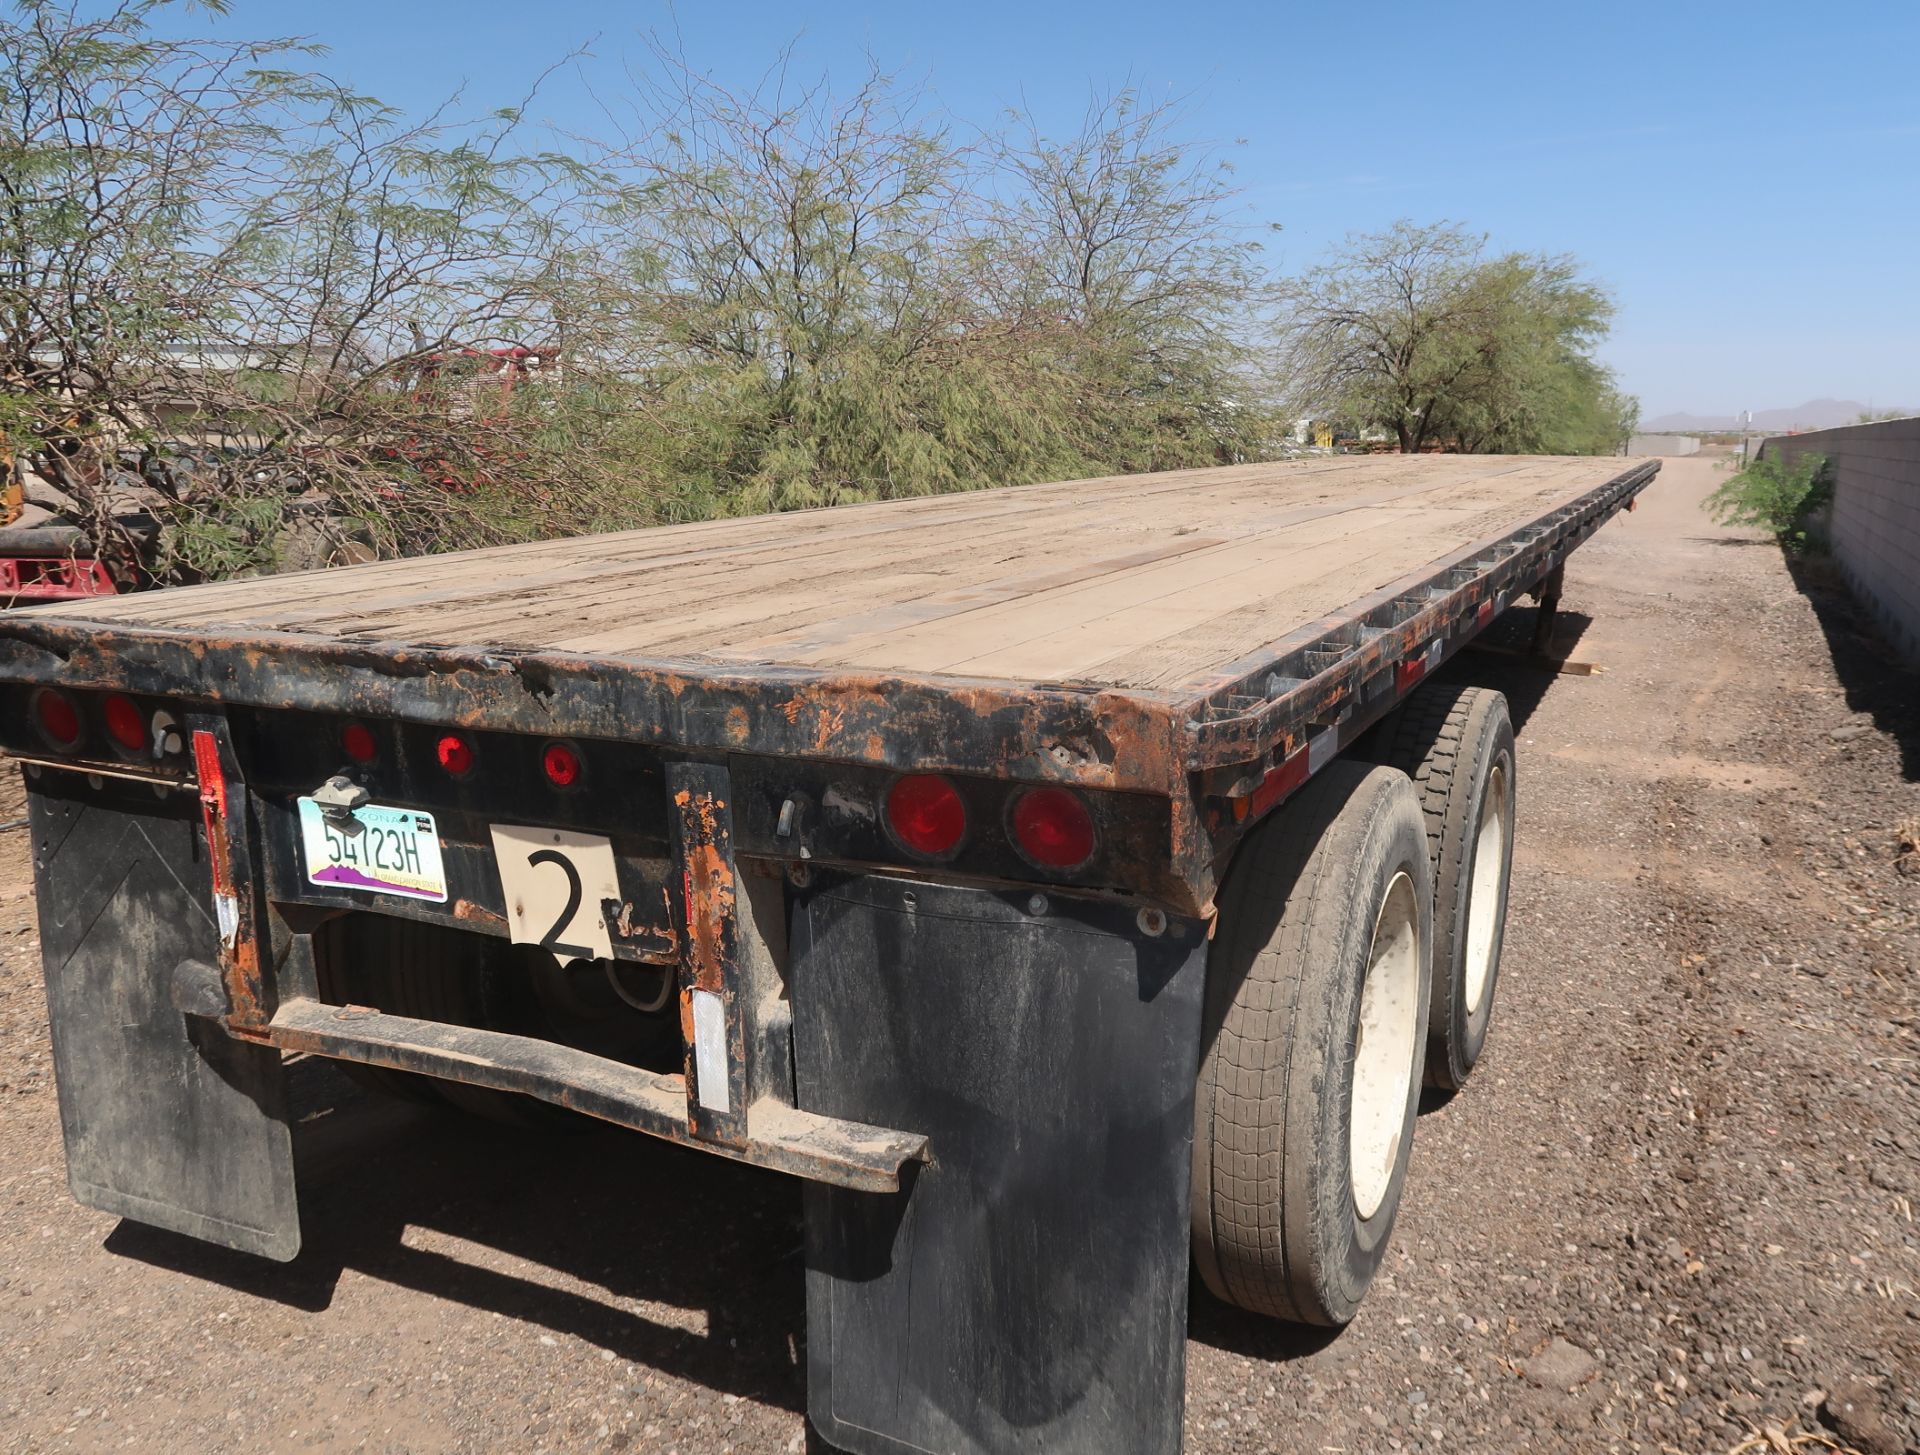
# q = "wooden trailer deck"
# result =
<box><xmin>54</xmin><ymin>455</ymin><xmax>1643</xmax><ymax>693</ymax></box>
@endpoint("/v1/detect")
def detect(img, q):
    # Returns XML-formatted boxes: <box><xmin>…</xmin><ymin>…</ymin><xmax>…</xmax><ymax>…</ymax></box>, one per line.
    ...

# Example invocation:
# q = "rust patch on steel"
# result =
<box><xmin>191</xmin><ymin>727</ymin><xmax>269</xmax><ymax>1030</ymax></box>
<box><xmin>268</xmin><ymin>997</ymin><xmax>924</xmax><ymax>1190</ymax></box>
<box><xmin>452</xmin><ymin>898</ymin><xmax>507</xmax><ymax>928</ymax></box>
<box><xmin>811</xmin><ymin>705</ymin><xmax>847</xmax><ymax>754</ymax></box>
<box><xmin>674</xmin><ymin>786</ymin><xmax>736</xmax><ymax>992</ymax></box>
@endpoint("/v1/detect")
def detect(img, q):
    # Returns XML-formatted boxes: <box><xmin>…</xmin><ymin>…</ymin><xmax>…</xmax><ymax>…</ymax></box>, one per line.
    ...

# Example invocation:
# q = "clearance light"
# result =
<box><xmin>1011</xmin><ymin>787</ymin><xmax>1096</xmax><ymax>869</ymax></box>
<box><xmin>32</xmin><ymin>688</ymin><xmax>82</xmax><ymax>752</ymax></box>
<box><xmin>542</xmin><ymin>741</ymin><xmax>582</xmax><ymax>787</ymax></box>
<box><xmin>104</xmin><ymin>694</ymin><xmax>147</xmax><ymax>754</ymax></box>
<box><xmin>885</xmin><ymin>774</ymin><xmax>966</xmax><ymax>857</ymax></box>
<box><xmin>341</xmin><ymin>722</ymin><xmax>378</xmax><ymax>765</ymax></box>
<box><xmin>435</xmin><ymin>733</ymin><xmax>475</xmax><ymax>778</ymax></box>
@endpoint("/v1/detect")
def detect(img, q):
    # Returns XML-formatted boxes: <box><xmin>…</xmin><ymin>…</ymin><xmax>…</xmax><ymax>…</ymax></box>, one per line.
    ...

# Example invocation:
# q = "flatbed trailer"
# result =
<box><xmin>0</xmin><ymin>453</ymin><xmax>1656</xmax><ymax>1455</ymax></box>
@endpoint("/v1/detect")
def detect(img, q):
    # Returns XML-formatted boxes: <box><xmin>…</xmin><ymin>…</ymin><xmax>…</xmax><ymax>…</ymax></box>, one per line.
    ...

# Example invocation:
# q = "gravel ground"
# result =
<box><xmin>1</xmin><ymin>452</ymin><xmax>1915</xmax><ymax>1454</ymax></box>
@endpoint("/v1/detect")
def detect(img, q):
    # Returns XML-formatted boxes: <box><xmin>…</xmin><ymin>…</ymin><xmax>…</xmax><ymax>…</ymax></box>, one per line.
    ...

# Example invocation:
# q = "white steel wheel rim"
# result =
<box><xmin>1463</xmin><ymin>761</ymin><xmax>1509</xmax><ymax>1017</ymax></box>
<box><xmin>1350</xmin><ymin>870</ymin><xmax>1421</xmax><ymax>1222</ymax></box>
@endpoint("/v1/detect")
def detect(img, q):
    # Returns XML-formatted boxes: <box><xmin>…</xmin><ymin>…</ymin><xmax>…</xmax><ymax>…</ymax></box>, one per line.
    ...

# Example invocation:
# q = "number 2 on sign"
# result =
<box><xmin>489</xmin><ymin>825</ymin><xmax>620</xmax><ymax>962</ymax></box>
<box><xmin>525</xmin><ymin>848</ymin><xmax>595</xmax><ymax>959</ymax></box>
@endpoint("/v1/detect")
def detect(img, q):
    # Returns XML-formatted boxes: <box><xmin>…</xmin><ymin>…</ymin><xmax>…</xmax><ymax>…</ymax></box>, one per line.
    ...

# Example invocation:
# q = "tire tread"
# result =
<box><xmin>1195</xmin><ymin>762</ymin><xmax>1431</xmax><ymax>1323</ymax></box>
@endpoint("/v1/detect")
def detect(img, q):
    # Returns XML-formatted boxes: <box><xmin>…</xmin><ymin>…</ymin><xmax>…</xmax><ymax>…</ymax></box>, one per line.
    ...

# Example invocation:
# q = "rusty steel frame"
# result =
<box><xmin>665</xmin><ymin>761</ymin><xmax>752</xmax><ymax>1144</ymax></box>
<box><xmin>0</xmin><ymin>461</ymin><xmax>1657</xmax><ymax>917</ymax></box>
<box><xmin>264</xmin><ymin>995</ymin><xmax>926</xmax><ymax>1191</ymax></box>
<box><xmin>186</xmin><ymin>714</ymin><xmax>277</xmax><ymax>1039</ymax></box>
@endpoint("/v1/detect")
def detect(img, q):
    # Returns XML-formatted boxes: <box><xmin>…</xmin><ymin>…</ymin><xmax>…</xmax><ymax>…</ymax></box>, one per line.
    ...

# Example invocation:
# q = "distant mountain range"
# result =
<box><xmin>1642</xmin><ymin>399</ymin><xmax>1915</xmax><ymax>433</ymax></box>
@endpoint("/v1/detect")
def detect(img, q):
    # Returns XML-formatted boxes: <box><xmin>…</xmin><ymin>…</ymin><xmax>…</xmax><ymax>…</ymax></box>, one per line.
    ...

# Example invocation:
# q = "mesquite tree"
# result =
<box><xmin>1280</xmin><ymin>220</ymin><xmax>1635</xmax><ymax>455</ymax></box>
<box><xmin>0</xmin><ymin>0</ymin><xmax>619</xmax><ymax>576</ymax></box>
<box><xmin>3</xmin><ymin>6</ymin><xmax>1283</xmax><ymax>579</ymax></box>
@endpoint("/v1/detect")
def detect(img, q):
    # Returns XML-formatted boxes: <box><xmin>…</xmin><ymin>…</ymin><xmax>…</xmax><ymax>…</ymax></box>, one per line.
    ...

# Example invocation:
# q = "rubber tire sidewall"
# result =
<box><xmin>1431</xmin><ymin>701</ymin><xmax>1515</xmax><ymax>1089</ymax></box>
<box><xmin>1193</xmin><ymin>761</ymin><xmax>1434</xmax><ymax>1326</ymax></box>
<box><xmin>1372</xmin><ymin>684</ymin><xmax>1517</xmax><ymax>1091</ymax></box>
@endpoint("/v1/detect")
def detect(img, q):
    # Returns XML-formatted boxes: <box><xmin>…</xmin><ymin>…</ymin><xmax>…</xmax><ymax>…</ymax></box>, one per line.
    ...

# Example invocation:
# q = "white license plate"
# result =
<box><xmin>297</xmin><ymin>799</ymin><xmax>448</xmax><ymax>903</ymax></box>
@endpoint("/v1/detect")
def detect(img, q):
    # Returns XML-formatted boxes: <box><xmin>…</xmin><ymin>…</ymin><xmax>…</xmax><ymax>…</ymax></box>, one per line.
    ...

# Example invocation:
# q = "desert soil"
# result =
<box><xmin>1</xmin><ymin>452</ymin><xmax>1915</xmax><ymax>1454</ymax></box>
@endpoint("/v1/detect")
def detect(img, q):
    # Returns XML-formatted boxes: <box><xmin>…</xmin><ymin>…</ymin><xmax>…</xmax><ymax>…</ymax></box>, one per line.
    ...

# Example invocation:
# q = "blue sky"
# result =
<box><xmin>169</xmin><ymin>0</ymin><xmax>1919</xmax><ymax>418</ymax></box>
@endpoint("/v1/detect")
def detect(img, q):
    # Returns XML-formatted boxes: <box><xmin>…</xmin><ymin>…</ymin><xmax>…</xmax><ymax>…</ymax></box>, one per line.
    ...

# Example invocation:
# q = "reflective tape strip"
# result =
<box><xmin>214</xmin><ymin>891</ymin><xmax>240</xmax><ymax>947</ymax></box>
<box><xmin>1307</xmin><ymin>725</ymin><xmax>1340</xmax><ymax>774</ymax></box>
<box><xmin>690</xmin><ymin>989</ymin><xmax>731</xmax><ymax>1115</ymax></box>
<box><xmin>1396</xmin><ymin>637</ymin><xmax>1445</xmax><ymax>692</ymax></box>
<box><xmin>191</xmin><ymin>728</ymin><xmax>230</xmax><ymax>894</ymax></box>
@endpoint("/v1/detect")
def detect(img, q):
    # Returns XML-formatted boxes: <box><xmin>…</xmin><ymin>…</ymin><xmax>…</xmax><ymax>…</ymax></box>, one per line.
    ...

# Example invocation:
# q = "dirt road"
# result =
<box><xmin>2</xmin><ymin>453</ymin><xmax>1916</xmax><ymax>1454</ymax></box>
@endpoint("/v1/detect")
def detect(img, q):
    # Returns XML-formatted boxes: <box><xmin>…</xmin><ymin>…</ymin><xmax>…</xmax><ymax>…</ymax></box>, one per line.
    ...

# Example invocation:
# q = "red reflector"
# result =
<box><xmin>885</xmin><ymin>774</ymin><xmax>966</xmax><ymax>856</ymax></box>
<box><xmin>1012</xmin><ymin>787</ymin><xmax>1096</xmax><ymax>869</ymax></box>
<box><xmin>542</xmin><ymin>741</ymin><xmax>582</xmax><ymax>787</ymax></box>
<box><xmin>435</xmin><ymin>733</ymin><xmax>475</xmax><ymax>777</ymax></box>
<box><xmin>104</xmin><ymin>694</ymin><xmax>147</xmax><ymax>753</ymax></box>
<box><xmin>341</xmin><ymin>722</ymin><xmax>378</xmax><ymax>764</ymax></box>
<box><xmin>32</xmin><ymin>689</ymin><xmax>81</xmax><ymax>750</ymax></box>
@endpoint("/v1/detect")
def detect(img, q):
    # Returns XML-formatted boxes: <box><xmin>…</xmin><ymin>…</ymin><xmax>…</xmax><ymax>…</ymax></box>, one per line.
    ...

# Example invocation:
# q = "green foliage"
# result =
<box><xmin>4</xmin><ymin>7</ymin><xmax>1630</xmax><ymax>588</ymax></box>
<box><xmin>1282</xmin><ymin>221</ymin><xmax>1636</xmax><ymax>455</ymax></box>
<box><xmin>3</xmin><ymin>8</ymin><xmax>1279</xmax><ymax>576</ymax></box>
<box><xmin>1705</xmin><ymin>452</ymin><xmax>1831</xmax><ymax>548</ymax></box>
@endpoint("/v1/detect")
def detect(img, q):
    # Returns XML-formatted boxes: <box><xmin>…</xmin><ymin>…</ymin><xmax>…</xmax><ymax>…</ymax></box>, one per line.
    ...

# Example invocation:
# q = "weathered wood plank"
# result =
<box><xmin>27</xmin><ymin>456</ymin><xmax>1641</xmax><ymax>691</ymax></box>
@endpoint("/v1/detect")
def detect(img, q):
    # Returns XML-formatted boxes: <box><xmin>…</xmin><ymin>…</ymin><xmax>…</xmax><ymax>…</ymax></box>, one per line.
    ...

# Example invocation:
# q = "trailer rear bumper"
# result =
<box><xmin>29</xmin><ymin>752</ymin><xmax>932</xmax><ymax>1275</ymax></box>
<box><xmin>244</xmin><ymin>990</ymin><xmax>925</xmax><ymax>1191</ymax></box>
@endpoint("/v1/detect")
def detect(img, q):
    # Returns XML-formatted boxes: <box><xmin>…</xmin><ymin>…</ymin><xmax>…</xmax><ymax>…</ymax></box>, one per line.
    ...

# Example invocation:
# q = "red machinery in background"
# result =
<box><xmin>0</xmin><ymin>449</ymin><xmax>120</xmax><ymax>605</ymax></box>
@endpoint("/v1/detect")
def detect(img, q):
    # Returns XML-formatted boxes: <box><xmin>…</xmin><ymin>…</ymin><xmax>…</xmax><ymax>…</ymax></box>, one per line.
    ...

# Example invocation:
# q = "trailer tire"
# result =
<box><xmin>1369</xmin><ymin>683</ymin><xmax>1515</xmax><ymax>1090</ymax></box>
<box><xmin>1192</xmin><ymin>761</ymin><xmax>1433</xmax><ymax>1326</ymax></box>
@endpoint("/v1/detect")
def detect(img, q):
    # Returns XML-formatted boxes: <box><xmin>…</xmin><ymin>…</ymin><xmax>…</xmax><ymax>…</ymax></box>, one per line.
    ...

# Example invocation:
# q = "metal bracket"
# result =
<box><xmin>665</xmin><ymin>761</ymin><xmax>751</xmax><ymax>1145</ymax></box>
<box><xmin>309</xmin><ymin>772</ymin><xmax>369</xmax><ymax>828</ymax></box>
<box><xmin>187</xmin><ymin>717</ymin><xmax>273</xmax><ymax>1035</ymax></box>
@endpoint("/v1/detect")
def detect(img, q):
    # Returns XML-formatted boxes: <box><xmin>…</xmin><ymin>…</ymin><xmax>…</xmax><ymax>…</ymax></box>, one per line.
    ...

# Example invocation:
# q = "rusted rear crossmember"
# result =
<box><xmin>264</xmin><ymin>997</ymin><xmax>925</xmax><ymax>1192</ymax></box>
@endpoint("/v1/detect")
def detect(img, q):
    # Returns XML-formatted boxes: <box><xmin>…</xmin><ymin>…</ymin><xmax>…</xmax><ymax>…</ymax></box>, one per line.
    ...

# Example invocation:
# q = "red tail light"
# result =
<box><xmin>885</xmin><ymin>774</ymin><xmax>966</xmax><ymax>857</ymax></box>
<box><xmin>341</xmin><ymin>722</ymin><xmax>378</xmax><ymax>765</ymax></box>
<box><xmin>32</xmin><ymin>688</ymin><xmax>82</xmax><ymax>751</ymax></box>
<box><xmin>1011</xmin><ymin>787</ymin><xmax>1095</xmax><ymax>869</ymax></box>
<box><xmin>104</xmin><ymin>694</ymin><xmax>147</xmax><ymax>754</ymax></box>
<box><xmin>542</xmin><ymin>741</ymin><xmax>582</xmax><ymax>787</ymax></box>
<box><xmin>435</xmin><ymin>733</ymin><xmax>475</xmax><ymax>777</ymax></box>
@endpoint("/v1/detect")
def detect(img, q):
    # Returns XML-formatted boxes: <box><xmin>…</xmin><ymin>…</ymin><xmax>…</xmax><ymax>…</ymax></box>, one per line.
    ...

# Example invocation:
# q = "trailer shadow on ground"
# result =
<box><xmin>1438</xmin><ymin>604</ymin><xmax>1596</xmax><ymax>741</ymax></box>
<box><xmin>103</xmin><ymin>1071</ymin><xmax>1358</xmax><ymax>1396</ymax></box>
<box><xmin>1185</xmin><ymin>1285</ymin><xmax>1342</xmax><ymax>1362</ymax></box>
<box><xmin>1787</xmin><ymin>552</ymin><xmax>1920</xmax><ymax>781</ymax></box>
<box><xmin>104</xmin><ymin>1065</ymin><xmax>813</xmax><ymax>1411</ymax></box>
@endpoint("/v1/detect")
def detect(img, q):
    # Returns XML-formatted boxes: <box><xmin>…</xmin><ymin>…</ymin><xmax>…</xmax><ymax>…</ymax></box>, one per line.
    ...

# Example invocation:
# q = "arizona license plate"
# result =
<box><xmin>297</xmin><ymin>799</ymin><xmax>448</xmax><ymax>903</ymax></box>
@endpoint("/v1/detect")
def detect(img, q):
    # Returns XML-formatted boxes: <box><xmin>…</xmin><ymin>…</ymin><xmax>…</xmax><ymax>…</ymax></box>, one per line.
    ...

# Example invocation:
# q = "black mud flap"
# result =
<box><xmin>793</xmin><ymin>874</ymin><xmax>1206</xmax><ymax>1455</ymax></box>
<box><xmin>26</xmin><ymin>768</ymin><xmax>299</xmax><ymax>1261</ymax></box>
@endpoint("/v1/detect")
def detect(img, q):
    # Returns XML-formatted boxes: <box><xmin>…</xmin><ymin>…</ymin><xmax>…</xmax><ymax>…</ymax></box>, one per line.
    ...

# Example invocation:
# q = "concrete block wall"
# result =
<box><xmin>1627</xmin><ymin>433</ymin><xmax>1700</xmax><ymax>457</ymax></box>
<box><xmin>1764</xmin><ymin>417</ymin><xmax>1920</xmax><ymax>663</ymax></box>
